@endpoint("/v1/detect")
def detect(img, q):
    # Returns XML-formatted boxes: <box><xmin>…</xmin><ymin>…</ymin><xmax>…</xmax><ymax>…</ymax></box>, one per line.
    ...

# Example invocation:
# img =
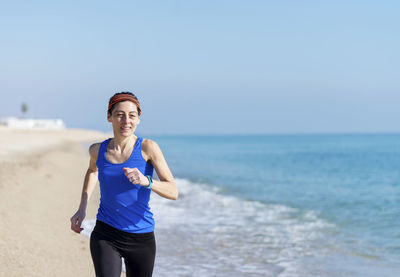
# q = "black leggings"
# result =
<box><xmin>90</xmin><ymin>220</ymin><xmax>156</xmax><ymax>277</ymax></box>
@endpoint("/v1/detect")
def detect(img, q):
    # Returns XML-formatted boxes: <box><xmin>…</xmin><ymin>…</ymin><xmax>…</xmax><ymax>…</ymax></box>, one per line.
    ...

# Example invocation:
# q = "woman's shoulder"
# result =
<box><xmin>88</xmin><ymin>142</ymin><xmax>104</xmax><ymax>159</ymax></box>
<box><xmin>141</xmin><ymin>138</ymin><xmax>162</xmax><ymax>158</ymax></box>
<box><xmin>141</xmin><ymin>138</ymin><xmax>159</xmax><ymax>150</ymax></box>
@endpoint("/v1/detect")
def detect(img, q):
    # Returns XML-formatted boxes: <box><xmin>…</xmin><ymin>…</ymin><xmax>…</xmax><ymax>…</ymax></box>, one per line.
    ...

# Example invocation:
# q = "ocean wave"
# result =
<box><xmin>84</xmin><ymin>177</ymin><xmax>400</xmax><ymax>276</ymax></box>
<box><xmin>82</xmin><ymin>177</ymin><xmax>335</xmax><ymax>276</ymax></box>
<box><xmin>150</xmin><ymin>178</ymin><xmax>335</xmax><ymax>277</ymax></box>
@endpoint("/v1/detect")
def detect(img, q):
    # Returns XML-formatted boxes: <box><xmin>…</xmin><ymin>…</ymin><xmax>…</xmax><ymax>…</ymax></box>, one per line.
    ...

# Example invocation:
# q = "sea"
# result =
<box><xmin>82</xmin><ymin>134</ymin><xmax>400</xmax><ymax>277</ymax></box>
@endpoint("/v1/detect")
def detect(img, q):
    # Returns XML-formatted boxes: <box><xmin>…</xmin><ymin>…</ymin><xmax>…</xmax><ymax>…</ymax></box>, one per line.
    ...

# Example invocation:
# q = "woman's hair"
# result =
<box><xmin>108</xmin><ymin>92</ymin><xmax>141</xmax><ymax>116</ymax></box>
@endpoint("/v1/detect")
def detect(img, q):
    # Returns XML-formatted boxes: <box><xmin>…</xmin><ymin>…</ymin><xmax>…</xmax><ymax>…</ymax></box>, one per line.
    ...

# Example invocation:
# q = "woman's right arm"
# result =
<box><xmin>70</xmin><ymin>143</ymin><xmax>100</xmax><ymax>234</ymax></box>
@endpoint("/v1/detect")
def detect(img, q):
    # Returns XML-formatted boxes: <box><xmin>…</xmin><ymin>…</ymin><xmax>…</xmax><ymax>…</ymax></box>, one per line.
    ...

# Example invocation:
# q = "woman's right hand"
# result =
<box><xmin>70</xmin><ymin>209</ymin><xmax>86</xmax><ymax>234</ymax></box>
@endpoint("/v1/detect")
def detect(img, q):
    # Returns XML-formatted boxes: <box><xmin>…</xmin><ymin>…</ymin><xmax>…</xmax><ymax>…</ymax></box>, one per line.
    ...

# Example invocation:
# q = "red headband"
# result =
<box><xmin>108</xmin><ymin>94</ymin><xmax>141</xmax><ymax>116</ymax></box>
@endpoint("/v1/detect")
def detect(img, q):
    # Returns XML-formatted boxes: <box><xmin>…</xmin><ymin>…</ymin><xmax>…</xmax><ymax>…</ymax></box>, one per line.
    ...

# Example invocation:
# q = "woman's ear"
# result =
<box><xmin>107</xmin><ymin>112</ymin><xmax>112</xmax><ymax>122</ymax></box>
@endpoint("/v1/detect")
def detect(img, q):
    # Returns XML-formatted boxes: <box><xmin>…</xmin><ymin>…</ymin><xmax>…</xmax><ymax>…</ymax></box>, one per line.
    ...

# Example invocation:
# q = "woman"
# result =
<box><xmin>70</xmin><ymin>92</ymin><xmax>178</xmax><ymax>277</ymax></box>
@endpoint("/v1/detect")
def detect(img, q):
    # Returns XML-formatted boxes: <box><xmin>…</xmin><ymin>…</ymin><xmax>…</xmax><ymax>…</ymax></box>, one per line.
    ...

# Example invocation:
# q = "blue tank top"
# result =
<box><xmin>96</xmin><ymin>137</ymin><xmax>155</xmax><ymax>233</ymax></box>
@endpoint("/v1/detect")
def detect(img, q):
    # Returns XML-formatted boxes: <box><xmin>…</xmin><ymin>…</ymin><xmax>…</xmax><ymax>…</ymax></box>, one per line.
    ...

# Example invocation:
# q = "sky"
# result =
<box><xmin>0</xmin><ymin>1</ymin><xmax>399</xmax><ymax>135</ymax></box>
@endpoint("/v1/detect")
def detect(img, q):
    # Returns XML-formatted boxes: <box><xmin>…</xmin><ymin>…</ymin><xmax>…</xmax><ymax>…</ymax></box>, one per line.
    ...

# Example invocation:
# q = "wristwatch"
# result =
<box><xmin>146</xmin><ymin>175</ymin><xmax>153</xmax><ymax>189</ymax></box>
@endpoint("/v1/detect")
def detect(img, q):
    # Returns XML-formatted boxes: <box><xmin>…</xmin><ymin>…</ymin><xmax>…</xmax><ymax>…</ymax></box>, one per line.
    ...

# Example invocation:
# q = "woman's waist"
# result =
<box><xmin>93</xmin><ymin>219</ymin><xmax>155</xmax><ymax>241</ymax></box>
<box><xmin>96</xmin><ymin>206</ymin><xmax>155</xmax><ymax>233</ymax></box>
<box><xmin>98</xmin><ymin>198</ymin><xmax>152</xmax><ymax>216</ymax></box>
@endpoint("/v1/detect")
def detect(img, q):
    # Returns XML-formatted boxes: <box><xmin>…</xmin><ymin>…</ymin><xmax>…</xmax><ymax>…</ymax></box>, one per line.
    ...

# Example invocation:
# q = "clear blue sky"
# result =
<box><xmin>1</xmin><ymin>1</ymin><xmax>399</xmax><ymax>134</ymax></box>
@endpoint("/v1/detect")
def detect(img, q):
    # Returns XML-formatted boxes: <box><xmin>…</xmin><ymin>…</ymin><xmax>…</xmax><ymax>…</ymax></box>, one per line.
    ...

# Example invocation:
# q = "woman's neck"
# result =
<box><xmin>111</xmin><ymin>134</ymin><xmax>137</xmax><ymax>152</ymax></box>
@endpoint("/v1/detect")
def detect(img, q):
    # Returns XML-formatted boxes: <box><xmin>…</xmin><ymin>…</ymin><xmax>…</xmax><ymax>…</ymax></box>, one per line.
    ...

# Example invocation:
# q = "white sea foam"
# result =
<box><xmin>81</xmin><ymin>178</ymin><xmax>336</xmax><ymax>276</ymax></box>
<box><xmin>150</xmin><ymin>178</ymin><xmax>335</xmax><ymax>277</ymax></box>
<box><xmin>81</xmin><ymin>219</ymin><xmax>96</xmax><ymax>238</ymax></box>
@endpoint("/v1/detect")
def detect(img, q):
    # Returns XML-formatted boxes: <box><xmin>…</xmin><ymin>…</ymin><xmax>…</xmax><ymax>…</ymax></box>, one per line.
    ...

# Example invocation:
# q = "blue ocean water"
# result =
<box><xmin>148</xmin><ymin>134</ymin><xmax>400</xmax><ymax>276</ymax></box>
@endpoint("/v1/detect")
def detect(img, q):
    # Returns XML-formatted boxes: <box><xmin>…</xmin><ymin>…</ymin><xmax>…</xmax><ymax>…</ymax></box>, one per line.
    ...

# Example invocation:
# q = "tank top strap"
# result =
<box><xmin>133</xmin><ymin>137</ymin><xmax>143</xmax><ymax>156</ymax></box>
<box><xmin>97</xmin><ymin>138</ymin><xmax>111</xmax><ymax>163</ymax></box>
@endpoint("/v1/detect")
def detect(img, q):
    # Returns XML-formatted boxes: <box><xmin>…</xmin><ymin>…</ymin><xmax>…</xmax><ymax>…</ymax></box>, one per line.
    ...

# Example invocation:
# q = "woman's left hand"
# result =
<box><xmin>123</xmin><ymin>167</ymin><xmax>150</xmax><ymax>187</ymax></box>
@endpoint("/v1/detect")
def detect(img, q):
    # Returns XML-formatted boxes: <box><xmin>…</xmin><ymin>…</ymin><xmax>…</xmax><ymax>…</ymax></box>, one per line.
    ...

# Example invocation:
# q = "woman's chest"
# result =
<box><xmin>105</xmin><ymin>149</ymin><xmax>133</xmax><ymax>164</ymax></box>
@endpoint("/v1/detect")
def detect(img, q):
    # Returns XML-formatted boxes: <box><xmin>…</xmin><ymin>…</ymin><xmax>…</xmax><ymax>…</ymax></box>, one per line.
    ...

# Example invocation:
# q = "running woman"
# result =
<box><xmin>70</xmin><ymin>92</ymin><xmax>178</xmax><ymax>277</ymax></box>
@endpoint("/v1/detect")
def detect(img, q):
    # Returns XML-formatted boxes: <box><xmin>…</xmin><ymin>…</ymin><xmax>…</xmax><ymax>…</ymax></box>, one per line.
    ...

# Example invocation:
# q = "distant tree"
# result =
<box><xmin>21</xmin><ymin>103</ymin><xmax>28</xmax><ymax>115</ymax></box>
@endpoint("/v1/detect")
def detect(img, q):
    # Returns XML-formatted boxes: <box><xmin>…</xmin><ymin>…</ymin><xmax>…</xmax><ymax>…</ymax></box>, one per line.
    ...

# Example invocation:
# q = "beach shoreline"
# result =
<box><xmin>0</xmin><ymin>127</ymin><xmax>111</xmax><ymax>276</ymax></box>
<box><xmin>3</xmin><ymin>128</ymin><xmax>398</xmax><ymax>276</ymax></box>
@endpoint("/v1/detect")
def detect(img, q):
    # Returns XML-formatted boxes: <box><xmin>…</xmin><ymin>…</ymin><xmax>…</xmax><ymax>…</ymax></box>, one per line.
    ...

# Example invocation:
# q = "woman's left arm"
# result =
<box><xmin>142</xmin><ymin>139</ymin><xmax>178</xmax><ymax>200</ymax></box>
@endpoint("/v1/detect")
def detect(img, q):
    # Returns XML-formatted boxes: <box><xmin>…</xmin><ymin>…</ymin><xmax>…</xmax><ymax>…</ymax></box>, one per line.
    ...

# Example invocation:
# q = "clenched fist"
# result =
<box><xmin>123</xmin><ymin>167</ymin><xmax>150</xmax><ymax>187</ymax></box>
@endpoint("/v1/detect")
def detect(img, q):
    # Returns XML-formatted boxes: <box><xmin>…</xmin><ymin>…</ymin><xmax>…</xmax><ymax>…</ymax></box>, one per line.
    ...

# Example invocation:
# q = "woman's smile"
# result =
<box><xmin>121</xmin><ymin>126</ymin><xmax>132</xmax><ymax>132</ymax></box>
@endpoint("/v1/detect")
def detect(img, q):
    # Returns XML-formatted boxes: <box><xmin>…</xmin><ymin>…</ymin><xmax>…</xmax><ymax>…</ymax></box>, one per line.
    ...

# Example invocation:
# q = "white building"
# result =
<box><xmin>0</xmin><ymin>117</ymin><xmax>66</xmax><ymax>130</ymax></box>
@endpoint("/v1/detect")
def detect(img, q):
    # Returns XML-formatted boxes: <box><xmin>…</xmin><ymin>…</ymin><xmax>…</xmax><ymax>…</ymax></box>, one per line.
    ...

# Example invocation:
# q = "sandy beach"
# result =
<box><xmin>0</xmin><ymin>127</ymin><xmax>112</xmax><ymax>276</ymax></box>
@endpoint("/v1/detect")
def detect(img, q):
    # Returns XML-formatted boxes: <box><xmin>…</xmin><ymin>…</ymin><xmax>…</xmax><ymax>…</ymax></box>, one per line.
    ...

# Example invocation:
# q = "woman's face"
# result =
<box><xmin>107</xmin><ymin>101</ymin><xmax>140</xmax><ymax>137</ymax></box>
